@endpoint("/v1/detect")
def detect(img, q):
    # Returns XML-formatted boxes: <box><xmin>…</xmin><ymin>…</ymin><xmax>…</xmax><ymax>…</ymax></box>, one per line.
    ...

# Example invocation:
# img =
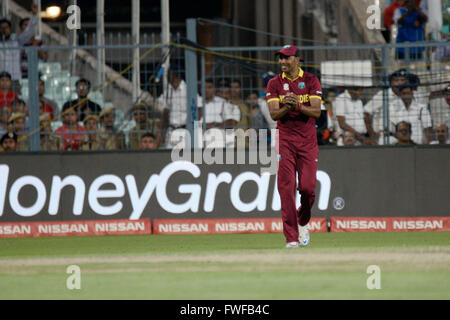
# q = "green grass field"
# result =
<box><xmin>0</xmin><ymin>232</ymin><xmax>449</xmax><ymax>300</ymax></box>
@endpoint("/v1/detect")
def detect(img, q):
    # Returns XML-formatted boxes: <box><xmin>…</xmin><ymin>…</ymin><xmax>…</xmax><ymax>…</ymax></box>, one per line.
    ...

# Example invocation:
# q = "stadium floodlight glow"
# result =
<box><xmin>45</xmin><ymin>5</ymin><xmax>61</xmax><ymax>19</ymax></box>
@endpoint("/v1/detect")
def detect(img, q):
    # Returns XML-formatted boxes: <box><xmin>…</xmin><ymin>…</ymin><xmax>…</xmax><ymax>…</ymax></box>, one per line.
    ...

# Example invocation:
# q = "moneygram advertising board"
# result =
<box><xmin>0</xmin><ymin>146</ymin><xmax>449</xmax><ymax>237</ymax></box>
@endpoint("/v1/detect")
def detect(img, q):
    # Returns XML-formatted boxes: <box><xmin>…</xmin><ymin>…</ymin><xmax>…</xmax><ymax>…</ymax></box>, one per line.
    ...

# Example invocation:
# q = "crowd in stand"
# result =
<box><xmin>320</xmin><ymin>0</ymin><xmax>450</xmax><ymax>146</ymax></box>
<box><xmin>1</xmin><ymin>1</ymin><xmax>449</xmax><ymax>153</ymax></box>
<box><xmin>321</xmin><ymin>69</ymin><xmax>450</xmax><ymax>147</ymax></box>
<box><xmin>382</xmin><ymin>0</ymin><xmax>450</xmax><ymax>61</ymax></box>
<box><xmin>0</xmin><ymin>65</ymin><xmax>276</xmax><ymax>152</ymax></box>
<box><xmin>1</xmin><ymin>64</ymin><xmax>449</xmax><ymax>153</ymax></box>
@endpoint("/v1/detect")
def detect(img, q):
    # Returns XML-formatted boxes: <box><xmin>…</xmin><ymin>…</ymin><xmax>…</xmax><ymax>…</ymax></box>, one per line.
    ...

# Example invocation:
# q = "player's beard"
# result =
<box><xmin>280</xmin><ymin>64</ymin><xmax>290</xmax><ymax>73</ymax></box>
<box><xmin>281</xmin><ymin>64</ymin><xmax>296</xmax><ymax>77</ymax></box>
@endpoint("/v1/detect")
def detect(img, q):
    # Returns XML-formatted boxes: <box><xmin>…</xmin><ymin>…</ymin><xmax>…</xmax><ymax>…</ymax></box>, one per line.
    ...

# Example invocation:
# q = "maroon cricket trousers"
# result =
<box><xmin>277</xmin><ymin>138</ymin><xmax>318</xmax><ymax>243</ymax></box>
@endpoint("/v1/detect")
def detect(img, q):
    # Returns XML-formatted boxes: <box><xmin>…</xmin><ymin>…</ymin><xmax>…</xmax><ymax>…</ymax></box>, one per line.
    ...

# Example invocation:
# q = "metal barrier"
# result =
<box><xmin>0</xmin><ymin>38</ymin><xmax>449</xmax><ymax>152</ymax></box>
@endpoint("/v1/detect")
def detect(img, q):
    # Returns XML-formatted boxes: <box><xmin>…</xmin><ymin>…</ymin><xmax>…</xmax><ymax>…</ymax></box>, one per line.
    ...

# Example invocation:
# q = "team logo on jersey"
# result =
<box><xmin>298</xmin><ymin>82</ymin><xmax>305</xmax><ymax>89</ymax></box>
<box><xmin>283</xmin><ymin>83</ymin><xmax>289</xmax><ymax>91</ymax></box>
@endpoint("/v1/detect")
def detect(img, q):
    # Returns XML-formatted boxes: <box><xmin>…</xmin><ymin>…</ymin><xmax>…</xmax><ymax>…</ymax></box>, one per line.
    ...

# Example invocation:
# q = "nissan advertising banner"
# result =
<box><xmin>0</xmin><ymin>147</ymin><xmax>449</xmax><ymax>227</ymax></box>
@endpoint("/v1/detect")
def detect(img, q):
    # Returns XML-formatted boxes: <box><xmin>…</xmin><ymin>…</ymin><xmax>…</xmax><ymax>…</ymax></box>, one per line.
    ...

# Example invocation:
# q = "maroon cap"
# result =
<box><xmin>276</xmin><ymin>45</ymin><xmax>300</xmax><ymax>57</ymax></box>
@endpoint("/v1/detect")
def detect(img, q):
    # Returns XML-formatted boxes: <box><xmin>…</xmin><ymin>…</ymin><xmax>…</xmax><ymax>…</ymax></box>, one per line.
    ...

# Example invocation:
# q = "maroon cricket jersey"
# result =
<box><xmin>266</xmin><ymin>67</ymin><xmax>322</xmax><ymax>145</ymax></box>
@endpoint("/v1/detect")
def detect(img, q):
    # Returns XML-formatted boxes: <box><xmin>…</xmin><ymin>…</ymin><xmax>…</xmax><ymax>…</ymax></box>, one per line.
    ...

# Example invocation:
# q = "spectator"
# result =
<box><xmin>216</xmin><ymin>78</ymin><xmax>242</xmax><ymax>128</ymax></box>
<box><xmin>98</xmin><ymin>107</ymin><xmax>126</xmax><ymax>150</ymax></box>
<box><xmin>316</xmin><ymin>92</ymin><xmax>339</xmax><ymax>145</ymax></box>
<box><xmin>444</xmin><ymin>84</ymin><xmax>450</xmax><ymax>128</ymax></box>
<box><xmin>215</xmin><ymin>78</ymin><xmax>241</xmax><ymax>143</ymax></box>
<box><xmin>334</xmin><ymin>86</ymin><xmax>374</xmax><ymax>145</ymax></box>
<box><xmin>129</xmin><ymin>103</ymin><xmax>159</xmax><ymax>150</ymax></box>
<box><xmin>231</xmin><ymin>79</ymin><xmax>252</xmax><ymax>130</ymax></box>
<box><xmin>39</xmin><ymin>114</ymin><xmax>63</xmax><ymax>151</ymax></box>
<box><xmin>55</xmin><ymin>105</ymin><xmax>87</xmax><ymax>151</ymax></box>
<box><xmin>430</xmin><ymin>123</ymin><xmax>450</xmax><ymax>144</ymax></box>
<box><xmin>39</xmin><ymin>99</ymin><xmax>54</xmax><ymax>120</ymax></box>
<box><xmin>245</xmin><ymin>91</ymin><xmax>270</xmax><ymax>144</ymax></box>
<box><xmin>216</xmin><ymin>78</ymin><xmax>231</xmax><ymax>101</ymax></box>
<box><xmin>342</xmin><ymin>130</ymin><xmax>358</xmax><ymax>146</ymax></box>
<box><xmin>0</xmin><ymin>132</ymin><xmax>17</xmax><ymax>152</ymax></box>
<box><xmin>257</xmin><ymin>95</ymin><xmax>276</xmax><ymax>131</ymax></box>
<box><xmin>364</xmin><ymin>69</ymin><xmax>408</xmax><ymax>144</ymax></box>
<box><xmin>10</xmin><ymin>98</ymin><xmax>29</xmax><ymax>131</ymax></box>
<box><xmin>39</xmin><ymin>79</ymin><xmax>58</xmax><ymax>118</ymax></box>
<box><xmin>247</xmin><ymin>91</ymin><xmax>269</xmax><ymax>131</ymax></box>
<box><xmin>140</xmin><ymin>132</ymin><xmax>158</xmax><ymax>150</ymax></box>
<box><xmin>19</xmin><ymin>17</ymin><xmax>48</xmax><ymax>79</ymax></box>
<box><xmin>9</xmin><ymin>112</ymin><xmax>27</xmax><ymax>134</ymax></box>
<box><xmin>429</xmin><ymin>84</ymin><xmax>450</xmax><ymax>130</ymax></box>
<box><xmin>434</xmin><ymin>27</ymin><xmax>450</xmax><ymax>62</ymax></box>
<box><xmin>394</xmin><ymin>121</ymin><xmax>416</xmax><ymax>145</ymax></box>
<box><xmin>383</xmin><ymin>0</ymin><xmax>406</xmax><ymax>43</ymax></box>
<box><xmin>81</xmin><ymin>114</ymin><xmax>102</xmax><ymax>151</ymax></box>
<box><xmin>8</xmin><ymin>112</ymin><xmax>28</xmax><ymax>151</ymax></box>
<box><xmin>158</xmin><ymin>70</ymin><xmax>199</xmax><ymax>148</ymax></box>
<box><xmin>62</xmin><ymin>78</ymin><xmax>102</xmax><ymax>122</ymax></box>
<box><xmin>11</xmin><ymin>98</ymin><xmax>29</xmax><ymax>116</ymax></box>
<box><xmin>199</xmin><ymin>79</ymin><xmax>241</xmax><ymax>130</ymax></box>
<box><xmin>407</xmin><ymin>72</ymin><xmax>429</xmax><ymax>106</ymax></box>
<box><xmin>391</xmin><ymin>84</ymin><xmax>433</xmax><ymax>144</ymax></box>
<box><xmin>0</xmin><ymin>3</ymin><xmax>38</xmax><ymax>86</ymax></box>
<box><xmin>0</xmin><ymin>71</ymin><xmax>18</xmax><ymax>109</ymax></box>
<box><xmin>199</xmin><ymin>79</ymin><xmax>240</xmax><ymax>148</ymax></box>
<box><xmin>394</xmin><ymin>0</ymin><xmax>428</xmax><ymax>60</ymax></box>
<box><xmin>231</xmin><ymin>79</ymin><xmax>252</xmax><ymax>148</ymax></box>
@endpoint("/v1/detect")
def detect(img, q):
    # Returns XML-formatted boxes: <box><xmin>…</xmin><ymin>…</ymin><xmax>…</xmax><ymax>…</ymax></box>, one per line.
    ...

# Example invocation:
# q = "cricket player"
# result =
<box><xmin>266</xmin><ymin>45</ymin><xmax>322</xmax><ymax>248</ymax></box>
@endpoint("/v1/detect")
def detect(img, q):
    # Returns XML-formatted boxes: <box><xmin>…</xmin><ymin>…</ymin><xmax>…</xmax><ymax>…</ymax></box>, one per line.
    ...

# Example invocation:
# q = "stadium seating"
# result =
<box><xmin>14</xmin><ymin>62</ymin><xmax>116</xmax><ymax>136</ymax></box>
<box><xmin>38</xmin><ymin>62</ymin><xmax>61</xmax><ymax>75</ymax></box>
<box><xmin>17</xmin><ymin>62</ymin><xmax>111</xmax><ymax>118</ymax></box>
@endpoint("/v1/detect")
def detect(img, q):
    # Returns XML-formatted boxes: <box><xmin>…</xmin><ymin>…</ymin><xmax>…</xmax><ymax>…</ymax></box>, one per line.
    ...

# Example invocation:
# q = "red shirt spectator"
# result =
<box><xmin>55</xmin><ymin>123</ymin><xmax>86</xmax><ymax>151</ymax></box>
<box><xmin>39</xmin><ymin>99</ymin><xmax>54</xmax><ymax>120</ymax></box>
<box><xmin>43</xmin><ymin>103</ymin><xmax>54</xmax><ymax>119</ymax></box>
<box><xmin>0</xmin><ymin>90</ymin><xmax>18</xmax><ymax>108</ymax></box>
<box><xmin>55</xmin><ymin>107</ymin><xmax>86</xmax><ymax>150</ymax></box>
<box><xmin>0</xmin><ymin>71</ymin><xmax>18</xmax><ymax>108</ymax></box>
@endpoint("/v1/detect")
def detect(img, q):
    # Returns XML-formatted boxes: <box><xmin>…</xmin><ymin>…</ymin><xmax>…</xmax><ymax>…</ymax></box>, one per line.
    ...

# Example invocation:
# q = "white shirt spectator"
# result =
<box><xmin>158</xmin><ymin>80</ymin><xmax>202</xmax><ymax>128</ymax></box>
<box><xmin>429</xmin><ymin>97</ymin><xmax>450</xmax><ymax>129</ymax></box>
<box><xmin>199</xmin><ymin>96</ymin><xmax>241</xmax><ymax>124</ymax></box>
<box><xmin>364</xmin><ymin>88</ymin><xmax>401</xmax><ymax>133</ymax></box>
<box><xmin>365</xmin><ymin>89</ymin><xmax>426</xmax><ymax>129</ymax></box>
<box><xmin>0</xmin><ymin>15</ymin><xmax>38</xmax><ymax>81</ymax></box>
<box><xmin>224</xmin><ymin>101</ymin><xmax>241</xmax><ymax>124</ymax></box>
<box><xmin>199</xmin><ymin>96</ymin><xmax>241</xmax><ymax>148</ymax></box>
<box><xmin>413</xmin><ymin>87</ymin><xmax>430</xmax><ymax>106</ymax></box>
<box><xmin>258</xmin><ymin>96</ymin><xmax>277</xmax><ymax>129</ymax></box>
<box><xmin>390</xmin><ymin>99</ymin><xmax>432</xmax><ymax>144</ymax></box>
<box><xmin>334</xmin><ymin>90</ymin><xmax>367</xmax><ymax>134</ymax></box>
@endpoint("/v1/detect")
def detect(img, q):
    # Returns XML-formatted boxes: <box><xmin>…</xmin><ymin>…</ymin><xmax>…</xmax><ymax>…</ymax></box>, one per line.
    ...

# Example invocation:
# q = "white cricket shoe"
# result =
<box><xmin>286</xmin><ymin>241</ymin><xmax>299</xmax><ymax>248</ymax></box>
<box><xmin>298</xmin><ymin>224</ymin><xmax>310</xmax><ymax>247</ymax></box>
